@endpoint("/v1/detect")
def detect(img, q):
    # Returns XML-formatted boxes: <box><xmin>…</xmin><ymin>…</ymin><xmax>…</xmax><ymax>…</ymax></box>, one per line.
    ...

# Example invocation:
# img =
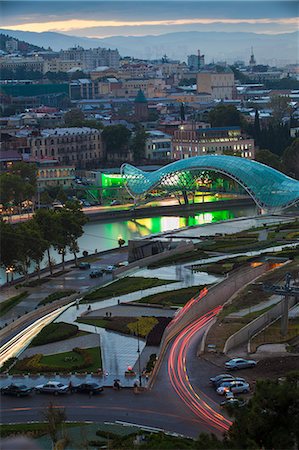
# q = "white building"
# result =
<box><xmin>145</xmin><ymin>130</ymin><xmax>172</xmax><ymax>160</ymax></box>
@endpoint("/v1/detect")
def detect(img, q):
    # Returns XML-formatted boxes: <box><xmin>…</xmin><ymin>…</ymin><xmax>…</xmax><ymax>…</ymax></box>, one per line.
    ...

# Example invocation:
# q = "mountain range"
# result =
<box><xmin>1</xmin><ymin>29</ymin><xmax>297</xmax><ymax>64</ymax></box>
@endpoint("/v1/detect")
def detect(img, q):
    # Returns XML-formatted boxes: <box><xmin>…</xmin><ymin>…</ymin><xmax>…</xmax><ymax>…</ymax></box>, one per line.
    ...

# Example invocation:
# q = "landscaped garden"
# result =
<box><xmin>11</xmin><ymin>346</ymin><xmax>102</xmax><ymax>373</ymax></box>
<box><xmin>38</xmin><ymin>289</ymin><xmax>76</xmax><ymax>306</ymax></box>
<box><xmin>82</xmin><ymin>276</ymin><xmax>175</xmax><ymax>302</ymax></box>
<box><xmin>137</xmin><ymin>286</ymin><xmax>205</xmax><ymax>307</ymax></box>
<box><xmin>29</xmin><ymin>322</ymin><xmax>84</xmax><ymax>347</ymax></box>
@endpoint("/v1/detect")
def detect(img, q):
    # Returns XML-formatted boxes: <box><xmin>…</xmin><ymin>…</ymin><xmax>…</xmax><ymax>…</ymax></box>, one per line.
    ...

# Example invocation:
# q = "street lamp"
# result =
<box><xmin>136</xmin><ymin>322</ymin><xmax>142</xmax><ymax>387</ymax></box>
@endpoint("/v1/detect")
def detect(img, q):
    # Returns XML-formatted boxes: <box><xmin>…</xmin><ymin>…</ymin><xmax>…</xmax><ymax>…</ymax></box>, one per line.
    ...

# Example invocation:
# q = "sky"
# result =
<box><xmin>1</xmin><ymin>1</ymin><xmax>298</xmax><ymax>38</ymax></box>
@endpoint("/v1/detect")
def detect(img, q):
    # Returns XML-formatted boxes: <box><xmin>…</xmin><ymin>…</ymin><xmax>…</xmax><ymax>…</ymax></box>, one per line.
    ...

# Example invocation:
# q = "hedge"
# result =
<box><xmin>30</xmin><ymin>322</ymin><xmax>79</xmax><ymax>347</ymax></box>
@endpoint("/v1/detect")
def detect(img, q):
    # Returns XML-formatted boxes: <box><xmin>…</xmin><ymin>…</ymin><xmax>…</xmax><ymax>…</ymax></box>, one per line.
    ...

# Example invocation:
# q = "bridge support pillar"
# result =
<box><xmin>182</xmin><ymin>190</ymin><xmax>189</xmax><ymax>205</ymax></box>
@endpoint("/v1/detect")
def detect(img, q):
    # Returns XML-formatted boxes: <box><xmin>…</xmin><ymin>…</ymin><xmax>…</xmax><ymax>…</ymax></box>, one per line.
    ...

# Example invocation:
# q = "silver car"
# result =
<box><xmin>35</xmin><ymin>381</ymin><xmax>69</xmax><ymax>395</ymax></box>
<box><xmin>217</xmin><ymin>381</ymin><xmax>250</xmax><ymax>395</ymax></box>
<box><xmin>225</xmin><ymin>358</ymin><xmax>257</xmax><ymax>370</ymax></box>
<box><xmin>216</xmin><ymin>378</ymin><xmax>246</xmax><ymax>389</ymax></box>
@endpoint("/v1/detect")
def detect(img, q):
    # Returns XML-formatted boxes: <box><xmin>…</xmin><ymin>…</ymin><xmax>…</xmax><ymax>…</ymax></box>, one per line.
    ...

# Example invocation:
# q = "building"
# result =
<box><xmin>5</xmin><ymin>39</ymin><xmax>18</xmax><ymax>53</ymax></box>
<box><xmin>59</xmin><ymin>46</ymin><xmax>120</xmax><ymax>70</ymax></box>
<box><xmin>0</xmin><ymin>56</ymin><xmax>44</xmax><ymax>73</ymax></box>
<box><xmin>43</xmin><ymin>59</ymin><xmax>84</xmax><ymax>74</ymax></box>
<box><xmin>134</xmin><ymin>89</ymin><xmax>149</xmax><ymax>121</ymax></box>
<box><xmin>37</xmin><ymin>163</ymin><xmax>76</xmax><ymax>190</ymax></box>
<box><xmin>145</xmin><ymin>130</ymin><xmax>172</xmax><ymax>160</ymax></box>
<box><xmin>187</xmin><ymin>50</ymin><xmax>205</xmax><ymax>71</ymax></box>
<box><xmin>197</xmin><ymin>68</ymin><xmax>235</xmax><ymax>99</ymax></box>
<box><xmin>172</xmin><ymin>125</ymin><xmax>254</xmax><ymax>159</ymax></box>
<box><xmin>249</xmin><ymin>47</ymin><xmax>256</xmax><ymax>69</ymax></box>
<box><xmin>28</xmin><ymin>127</ymin><xmax>103</xmax><ymax>168</ymax></box>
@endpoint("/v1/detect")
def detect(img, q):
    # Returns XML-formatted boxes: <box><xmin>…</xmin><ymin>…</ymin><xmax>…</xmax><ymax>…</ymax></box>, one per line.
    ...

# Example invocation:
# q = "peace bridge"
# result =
<box><xmin>121</xmin><ymin>155</ymin><xmax>299</xmax><ymax>213</ymax></box>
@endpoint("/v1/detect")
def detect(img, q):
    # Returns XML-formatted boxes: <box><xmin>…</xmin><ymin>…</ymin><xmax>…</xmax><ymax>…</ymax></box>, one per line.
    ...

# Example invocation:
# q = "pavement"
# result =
<box><xmin>86</xmin><ymin>304</ymin><xmax>176</xmax><ymax>318</ymax></box>
<box><xmin>20</xmin><ymin>333</ymin><xmax>100</xmax><ymax>358</ymax></box>
<box><xmin>227</xmin><ymin>294</ymin><xmax>282</xmax><ymax>318</ymax></box>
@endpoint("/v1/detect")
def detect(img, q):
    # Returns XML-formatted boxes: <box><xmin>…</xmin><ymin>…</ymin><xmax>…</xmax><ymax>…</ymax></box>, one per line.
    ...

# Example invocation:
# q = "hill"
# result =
<box><xmin>0</xmin><ymin>29</ymin><xmax>297</xmax><ymax>63</ymax></box>
<box><xmin>0</xmin><ymin>33</ymin><xmax>45</xmax><ymax>53</ymax></box>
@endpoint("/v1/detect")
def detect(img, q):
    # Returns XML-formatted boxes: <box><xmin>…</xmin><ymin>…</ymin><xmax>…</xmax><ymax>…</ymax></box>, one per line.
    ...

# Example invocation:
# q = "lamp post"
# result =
<box><xmin>136</xmin><ymin>322</ymin><xmax>142</xmax><ymax>387</ymax></box>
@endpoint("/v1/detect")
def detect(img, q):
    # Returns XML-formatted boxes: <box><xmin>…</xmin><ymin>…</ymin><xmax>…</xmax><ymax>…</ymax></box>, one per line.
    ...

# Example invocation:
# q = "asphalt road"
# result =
<box><xmin>0</xmin><ymin>318</ymin><xmax>230</xmax><ymax>438</ymax></box>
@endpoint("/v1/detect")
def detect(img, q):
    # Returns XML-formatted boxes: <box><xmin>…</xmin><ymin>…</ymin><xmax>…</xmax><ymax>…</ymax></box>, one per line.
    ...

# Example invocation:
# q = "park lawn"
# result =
<box><xmin>82</xmin><ymin>276</ymin><xmax>175</xmax><ymax>302</ymax></box>
<box><xmin>39</xmin><ymin>347</ymin><xmax>102</xmax><ymax>372</ymax></box>
<box><xmin>1</xmin><ymin>422</ymin><xmax>88</xmax><ymax>439</ymax></box>
<box><xmin>77</xmin><ymin>317</ymin><xmax>135</xmax><ymax>335</ymax></box>
<box><xmin>147</xmin><ymin>249</ymin><xmax>209</xmax><ymax>269</ymax></box>
<box><xmin>137</xmin><ymin>286</ymin><xmax>204</xmax><ymax>307</ymax></box>
<box><xmin>250</xmin><ymin>317</ymin><xmax>299</xmax><ymax>353</ymax></box>
<box><xmin>38</xmin><ymin>289</ymin><xmax>76</xmax><ymax>306</ymax></box>
<box><xmin>30</xmin><ymin>322</ymin><xmax>82</xmax><ymax>347</ymax></box>
<box><xmin>0</xmin><ymin>291</ymin><xmax>28</xmax><ymax>317</ymax></box>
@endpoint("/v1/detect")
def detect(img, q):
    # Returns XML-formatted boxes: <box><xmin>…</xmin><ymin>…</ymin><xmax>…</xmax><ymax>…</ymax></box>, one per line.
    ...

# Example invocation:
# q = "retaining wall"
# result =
<box><xmin>224</xmin><ymin>295</ymin><xmax>299</xmax><ymax>354</ymax></box>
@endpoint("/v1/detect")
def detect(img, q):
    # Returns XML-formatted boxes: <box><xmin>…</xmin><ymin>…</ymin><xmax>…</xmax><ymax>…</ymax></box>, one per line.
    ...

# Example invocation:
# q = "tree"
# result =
<box><xmin>282</xmin><ymin>139</ymin><xmax>299</xmax><ymax>179</ymax></box>
<box><xmin>102</xmin><ymin>124</ymin><xmax>131</xmax><ymax>158</ymax></box>
<box><xmin>131</xmin><ymin>126</ymin><xmax>147</xmax><ymax>162</ymax></box>
<box><xmin>270</xmin><ymin>95</ymin><xmax>292</xmax><ymax>124</ymax></box>
<box><xmin>34</xmin><ymin>209</ymin><xmax>60</xmax><ymax>275</ymax></box>
<box><xmin>64</xmin><ymin>108</ymin><xmax>85</xmax><ymax>127</ymax></box>
<box><xmin>43</xmin><ymin>403</ymin><xmax>67</xmax><ymax>447</ymax></box>
<box><xmin>0</xmin><ymin>220</ymin><xmax>19</xmax><ymax>282</ymax></box>
<box><xmin>208</xmin><ymin>105</ymin><xmax>242</xmax><ymax>127</ymax></box>
<box><xmin>227</xmin><ymin>378</ymin><xmax>299</xmax><ymax>449</ymax></box>
<box><xmin>0</xmin><ymin>162</ymin><xmax>37</xmax><ymax>212</ymax></box>
<box><xmin>255</xmin><ymin>149</ymin><xmax>284</xmax><ymax>171</ymax></box>
<box><xmin>180</xmin><ymin>102</ymin><xmax>186</xmax><ymax>121</ymax></box>
<box><xmin>253</xmin><ymin>109</ymin><xmax>260</xmax><ymax>139</ymax></box>
<box><xmin>14</xmin><ymin>220</ymin><xmax>47</xmax><ymax>279</ymax></box>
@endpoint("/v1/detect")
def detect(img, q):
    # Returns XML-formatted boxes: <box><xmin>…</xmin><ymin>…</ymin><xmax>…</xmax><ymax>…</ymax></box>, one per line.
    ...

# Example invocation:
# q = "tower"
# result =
<box><xmin>134</xmin><ymin>89</ymin><xmax>149</xmax><ymax>121</ymax></box>
<box><xmin>249</xmin><ymin>47</ymin><xmax>256</xmax><ymax>68</ymax></box>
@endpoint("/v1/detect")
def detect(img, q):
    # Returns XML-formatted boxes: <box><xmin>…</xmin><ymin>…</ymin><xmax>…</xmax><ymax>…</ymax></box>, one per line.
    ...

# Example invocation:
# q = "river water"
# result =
<box><xmin>0</xmin><ymin>204</ymin><xmax>256</xmax><ymax>286</ymax></box>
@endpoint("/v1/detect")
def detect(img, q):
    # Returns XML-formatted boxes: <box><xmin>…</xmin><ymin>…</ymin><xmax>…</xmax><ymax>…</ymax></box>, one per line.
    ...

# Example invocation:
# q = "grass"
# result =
<box><xmin>0</xmin><ymin>291</ymin><xmax>28</xmax><ymax>317</ymax></box>
<box><xmin>38</xmin><ymin>290</ymin><xmax>76</xmax><ymax>306</ymax></box>
<box><xmin>219</xmin><ymin>285</ymin><xmax>272</xmax><ymax>319</ymax></box>
<box><xmin>39</xmin><ymin>347</ymin><xmax>102</xmax><ymax>372</ymax></box>
<box><xmin>77</xmin><ymin>316</ymin><xmax>135</xmax><ymax>335</ymax></box>
<box><xmin>82</xmin><ymin>276</ymin><xmax>175</xmax><ymax>302</ymax></box>
<box><xmin>30</xmin><ymin>322</ymin><xmax>79</xmax><ymax>347</ymax></box>
<box><xmin>251</xmin><ymin>317</ymin><xmax>299</xmax><ymax>352</ymax></box>
<box><xmin>137</xmin><ymin>286</ymin><xmax>205</xmax><ymax>307</ymax></box>
<box><xmin>77</xmin><ymin>316</ymin><xmax>159</xmax><ymax>338</ymax></box>
<box><xmin>1</xmin><ymin>422</ymin><xmax>87</xmax><ymax>438</ymax></box>
<box><xmin>147</xmin><ymin>249</ymin><xmax>209</xmax><ymax>269</ymax></box>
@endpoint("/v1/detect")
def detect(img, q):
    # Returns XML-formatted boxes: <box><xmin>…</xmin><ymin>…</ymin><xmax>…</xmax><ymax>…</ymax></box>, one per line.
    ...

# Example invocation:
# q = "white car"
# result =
<box><xmin>35</xmin><ymin>381</ymin><xmax>69</xmax><ymax>395</ymax></box>
<box><xmin>216</xmin><ymin>381</ymin><xmax>250</xmax><ymax>395</ymax></box>
<box><xmin>225</xmin><ymin>358</ymin><xmax>257</xmax><ymax>370</ymax></box>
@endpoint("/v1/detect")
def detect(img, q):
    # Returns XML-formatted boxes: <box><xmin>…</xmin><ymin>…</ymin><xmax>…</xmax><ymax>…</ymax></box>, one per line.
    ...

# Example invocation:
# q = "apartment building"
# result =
<box><xmin>145</xmin><ymin>130</ymin><xmax>172</xmax><ymax>160</ymax></box>
<box><xmin>172</xmin><ymin>125</ymin><xmax>254</xmax><ymax>160</ymax></box>
<box><xmin>59</xmin><ymin>46</ymin><xmax>120</xmax><ymax>70</ymax></box>
<box><xmin>43</xmin><ymin>59</ymin><xmax>84</xmax><ymax>74</ymax></box>
<box><xmin>0</xmin><ymin>56</ymin><xmax>44</xmax><ymax>72</ymax></box>
<box><xmin>197</xmin><ymin>69</ymin><xmax>235</xmax><ymax>99</ymax></box>
<box><xmin>28</xmin><ymin>127</ymin><xmax>103</xmax><ymax>168</ymax></box>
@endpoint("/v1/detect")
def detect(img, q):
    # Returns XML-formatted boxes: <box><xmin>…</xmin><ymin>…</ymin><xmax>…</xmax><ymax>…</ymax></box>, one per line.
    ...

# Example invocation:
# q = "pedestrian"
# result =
<box><xmin>133</xmin><ymin>379</ymin><xmax>139</xmax><ymax>394</ymax></box>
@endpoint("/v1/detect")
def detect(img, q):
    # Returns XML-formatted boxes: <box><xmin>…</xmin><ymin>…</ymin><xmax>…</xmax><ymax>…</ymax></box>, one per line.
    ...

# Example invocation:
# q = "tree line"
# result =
<box><xmin>0</xmin><ymin>201</ymin><xmax>87</xmax><ymax>283</ymax></box>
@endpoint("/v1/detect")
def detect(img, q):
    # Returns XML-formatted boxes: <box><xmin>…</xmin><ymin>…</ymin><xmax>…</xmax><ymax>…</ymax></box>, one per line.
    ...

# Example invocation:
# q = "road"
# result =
<box><xmin>0</xmin><ymin>308</ymin><xmax>231</xmax><ymax>437</ymax></box>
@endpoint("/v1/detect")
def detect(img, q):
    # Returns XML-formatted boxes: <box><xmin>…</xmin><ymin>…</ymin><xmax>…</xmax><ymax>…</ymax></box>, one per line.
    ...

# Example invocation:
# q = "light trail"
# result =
<box><xmin>167</xmin><ymin>307</ymin><xmax>232</xmax><ymax>433</ymax></box>
<box><xmin>0</xmin><ymin>304</ymin><xmax>72</xmax><ymax>366</ymax></box>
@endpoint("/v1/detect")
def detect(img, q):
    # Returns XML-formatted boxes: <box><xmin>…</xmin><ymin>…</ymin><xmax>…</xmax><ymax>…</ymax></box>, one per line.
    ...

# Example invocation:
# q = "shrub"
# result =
<box><xmin>30</xmin><ymin>322</ymin><xmax>79</xmax><ymax>347</ymax></box>
<box><xmin>38</xmin><ymin>290</ymin><xmax>76</xmax><ymax>306</ymax></box>
<box><xmin>0</xmin><ymin>291</ymin><xmax>28</xmax><ymax>317</ymax></box>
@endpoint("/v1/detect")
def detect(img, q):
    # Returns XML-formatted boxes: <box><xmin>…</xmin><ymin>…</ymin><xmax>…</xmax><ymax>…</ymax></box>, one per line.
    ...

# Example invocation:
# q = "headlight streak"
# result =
<box><xmin>167</xmin><ymin>306</ymin><xmax>232</xmax><ymax>433</ymax></box>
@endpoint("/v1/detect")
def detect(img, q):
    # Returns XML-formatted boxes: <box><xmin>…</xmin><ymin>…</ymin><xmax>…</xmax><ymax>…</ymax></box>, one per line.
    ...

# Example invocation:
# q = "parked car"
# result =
<box><xmin>1</xmin><ymin>384</ymin><xmax>33</xmax><ymax>397</ymax></box>
<box><xmin>103</xmin><ymin>265</ymin><xmax>115</xmax><ymax>273</ymax></box>
<box><xmin>217</xmin><ymin>381</ymin><xmax>250</xmax><ymax>396</ymax></box>
<box><xmin>90</xmin><ymin>269</ymin><xmax>103</xmax><ymax>278</ymax></box>
<box><xmin>225</xmin><ymin>358</ymin><xmax>257</xmax><ymax>370</ymax></box>
<box><xmin>79</xmin><ymin>262</ymin><xmax>91</xmax><ymax>270</ymax></box>
<box><xmin>216</xmin><ymin>378</ymin><xmax>246</xmax><ymax>389</ymax></box>
<box><xmin>210</xmin><ymin>374</ymin><xmax>236</xmax><ymax>386</ymax></box>
<box><xmin>35</xmin><ymin>381</ymin><xmax>69</xmax><ymax>395</ymax></box>
<box><xmin>72</xmin><ymin>383</ymin><xmax>104</xmax><ymax>395</ymax></box>
<box><xmin>220</xmin><ymin>398</ymin><xmax>247</xmax><ymax>408</ymax></box>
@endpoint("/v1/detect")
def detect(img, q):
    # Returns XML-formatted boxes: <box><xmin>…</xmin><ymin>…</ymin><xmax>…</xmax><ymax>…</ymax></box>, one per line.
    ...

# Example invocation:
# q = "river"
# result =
<box><xmin>0</xmin><ymin>204</ymin><xmax>257</xmax><ymax>286</ymax></box>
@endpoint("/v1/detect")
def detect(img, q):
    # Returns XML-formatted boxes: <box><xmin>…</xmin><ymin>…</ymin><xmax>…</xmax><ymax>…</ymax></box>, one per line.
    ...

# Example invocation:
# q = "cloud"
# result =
<box><xmin>3</xmin><ymin>17</ymin><xmax>299</xmax><ymax>33</ymax></box>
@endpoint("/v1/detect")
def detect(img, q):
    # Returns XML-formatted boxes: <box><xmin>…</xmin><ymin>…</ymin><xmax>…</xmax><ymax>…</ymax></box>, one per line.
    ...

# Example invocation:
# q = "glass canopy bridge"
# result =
<box><xmin>121</xmin><ymin>155</ymin><xmax>299</xmax><ymax>213</ymax></box>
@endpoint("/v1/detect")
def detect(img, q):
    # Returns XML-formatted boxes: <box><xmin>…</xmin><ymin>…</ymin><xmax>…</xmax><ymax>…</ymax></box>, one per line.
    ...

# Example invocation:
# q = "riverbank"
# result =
<box><xmin>85</xmin><ymin>197</ymin><xmax>255</xmax><ymax>222</ymax></box>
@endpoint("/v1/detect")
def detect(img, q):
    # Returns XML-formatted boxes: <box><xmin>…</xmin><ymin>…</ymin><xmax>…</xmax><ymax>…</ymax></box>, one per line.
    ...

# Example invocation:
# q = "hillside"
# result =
<box><xmin>0</xmin><ymin>33</ymin><xmax>45</xmax><ymax>53</ymax></box>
